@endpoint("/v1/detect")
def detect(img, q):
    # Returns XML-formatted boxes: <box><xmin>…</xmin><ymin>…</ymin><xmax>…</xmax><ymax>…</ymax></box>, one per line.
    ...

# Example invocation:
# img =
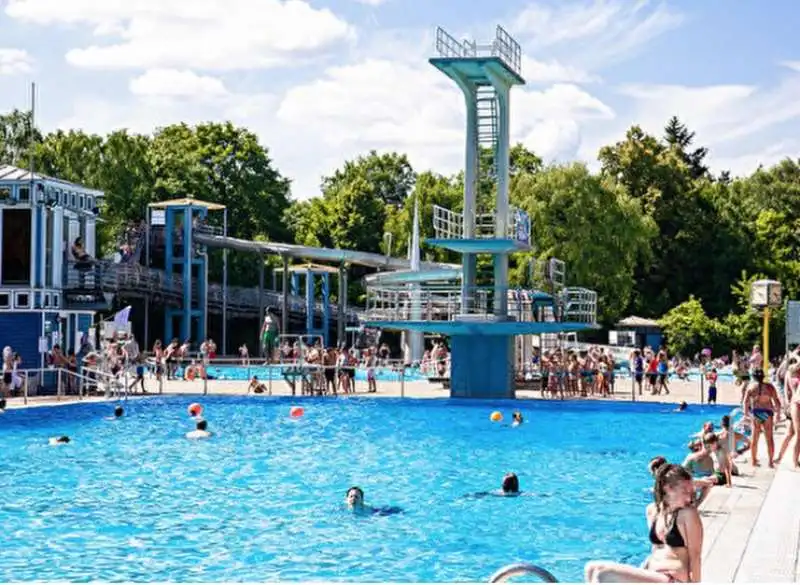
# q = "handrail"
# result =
<box><xmin>489</xmin><ymin>563</ymin><xmax>559</xmax><ymax>583</ymax></box>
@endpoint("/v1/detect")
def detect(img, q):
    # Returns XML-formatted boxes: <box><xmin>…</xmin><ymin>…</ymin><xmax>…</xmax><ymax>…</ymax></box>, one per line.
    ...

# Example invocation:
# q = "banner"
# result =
<box><xmin>113</xmin><ymin>305</ymin><xmax>132</xmax><ymax>328</ymax></box>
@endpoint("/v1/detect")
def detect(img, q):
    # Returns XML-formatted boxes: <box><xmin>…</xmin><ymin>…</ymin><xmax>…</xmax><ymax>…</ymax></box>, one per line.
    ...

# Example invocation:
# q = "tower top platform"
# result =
<box><xmin>148</xmin><ymin>197</ymin><xmax>226</xmax><ymax>211</ymax></box>
<box><xmin>429</xmin><ymin>26</ymin><xmax>526</xmax><ymax>86</ymax></box>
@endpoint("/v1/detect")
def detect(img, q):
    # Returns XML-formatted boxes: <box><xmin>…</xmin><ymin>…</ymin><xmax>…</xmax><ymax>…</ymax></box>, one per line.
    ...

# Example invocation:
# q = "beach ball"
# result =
<box><xmin>290</xmin><ymin>406</ymin><xmax>305</xmax><ymax>418</ymax></box>
<box><xmin>188</xmin><ymin>403</ymin><xmax>204</xmax><ymax>417</ymax></box>
<box><xmin>490</xmin><ymin>411</ymin><xmax>503</xmax><ymax>422</ymax></box>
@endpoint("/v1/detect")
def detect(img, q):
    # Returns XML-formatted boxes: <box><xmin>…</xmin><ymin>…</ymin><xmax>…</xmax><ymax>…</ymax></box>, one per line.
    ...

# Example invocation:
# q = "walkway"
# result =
<box><xmin>701</xmin><ymin>421</ymin><xmax>800</xmax><ymax>582</ymax></box>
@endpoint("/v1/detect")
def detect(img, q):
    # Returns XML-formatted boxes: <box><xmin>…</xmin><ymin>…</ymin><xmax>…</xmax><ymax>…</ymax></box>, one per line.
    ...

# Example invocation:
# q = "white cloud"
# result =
<box><xmin>521</xmin><ymin>56</ymin><xmax>599</xmax><ymax>84</ymax></box>
<box><xmin>512</xmin><ymin>0</ymin><xmax>683</xmax><ymax>68</ymax></box>
<box><xmin>129</xmin><ymin>70</ymin><xmax>229</xmax><ymax>98</ymax></box>
<box><xmin>0</xmin><ymin>48</ymin><xmax>33</xmax><ymax>75</ymax></box>
<box><xmin>5</xmin><ymin>0</ymin><xmax>355</xmax><ymax>70</ymax></box>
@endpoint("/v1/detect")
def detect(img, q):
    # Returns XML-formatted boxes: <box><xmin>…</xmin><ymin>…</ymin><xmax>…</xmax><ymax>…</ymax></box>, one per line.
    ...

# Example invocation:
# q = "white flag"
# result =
<box><xmin>113</xmin><ymin>305</ymin><xmax>132</xmax><ymax>327</ymax></box>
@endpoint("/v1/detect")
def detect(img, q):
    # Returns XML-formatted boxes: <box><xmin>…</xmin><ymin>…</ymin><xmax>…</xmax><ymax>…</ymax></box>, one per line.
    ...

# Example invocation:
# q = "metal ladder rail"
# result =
<box><xmin>489</xmin><ymin>562</ymin><xmax>559</xmax><ymax>582</ymax></box>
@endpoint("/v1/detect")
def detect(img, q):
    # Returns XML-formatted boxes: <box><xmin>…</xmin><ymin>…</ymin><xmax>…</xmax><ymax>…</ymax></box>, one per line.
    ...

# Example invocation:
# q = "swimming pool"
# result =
<box><xmin>0</xmin><ymin>397</ymin><xmax>728</xmax><ymax>581</ymax></box>
<box><xmin>194</xmin><ymin>364</ymin><xmax>427</xmax><ymax>382</ymax></box>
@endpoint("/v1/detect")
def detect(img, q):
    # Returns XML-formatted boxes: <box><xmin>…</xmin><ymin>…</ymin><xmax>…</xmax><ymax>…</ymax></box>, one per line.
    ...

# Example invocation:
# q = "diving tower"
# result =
<box><xmin>362</xmin><ymin>26</ymin><xmax>599</xmax><ymax>399</ymax></box>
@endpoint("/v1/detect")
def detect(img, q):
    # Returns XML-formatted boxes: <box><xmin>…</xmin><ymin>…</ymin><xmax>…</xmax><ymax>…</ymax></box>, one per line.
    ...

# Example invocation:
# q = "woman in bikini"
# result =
<box><xmin>743</xmin><ymin>369</ymin><xmax>782</xmax><ymax>467</ymax></box>
<box><xmin>585</xmin><ymin>464</ymin><xmax>703</xmax><ymax>582</ymax></box>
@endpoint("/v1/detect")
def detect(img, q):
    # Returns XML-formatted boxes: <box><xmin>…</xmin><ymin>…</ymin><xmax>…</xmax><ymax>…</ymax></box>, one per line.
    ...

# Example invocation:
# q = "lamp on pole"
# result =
<box><xmin>750</xmin><ymin>279</ymin><xmax>782</xmax><ymax>373</ymax></box>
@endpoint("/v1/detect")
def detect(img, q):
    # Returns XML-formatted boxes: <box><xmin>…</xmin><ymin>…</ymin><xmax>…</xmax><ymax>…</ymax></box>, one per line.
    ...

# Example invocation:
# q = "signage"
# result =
<box><xmin>787</xmin><ymin>301</ymin><xmax>800</xmax><ymax>346</ymax></box>
<box><xmin>151</xmin><ymin>209</ymin><xmax>166</xmax><ymax>226</ymax></box>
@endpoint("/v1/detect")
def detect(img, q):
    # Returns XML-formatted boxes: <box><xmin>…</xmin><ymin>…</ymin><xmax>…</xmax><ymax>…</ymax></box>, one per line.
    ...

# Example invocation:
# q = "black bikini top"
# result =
<box><xmin>649</xmin><ymin>511</ymin><xmax>685</xmax><ymax>548</ymax></box>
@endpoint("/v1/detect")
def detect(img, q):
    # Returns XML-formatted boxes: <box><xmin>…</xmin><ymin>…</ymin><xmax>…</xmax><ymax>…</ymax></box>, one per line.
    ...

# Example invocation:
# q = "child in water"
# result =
<box><xmin>512</xmin><ymin>412</ymin><xmax>523</xmax><ymax>427</ymax></box>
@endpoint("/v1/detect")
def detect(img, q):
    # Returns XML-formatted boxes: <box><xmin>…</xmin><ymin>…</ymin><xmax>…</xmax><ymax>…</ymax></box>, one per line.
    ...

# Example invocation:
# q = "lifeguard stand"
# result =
<box><xmin>273</xmin><ymin>263</ymin><xmax>337</xmax><ymax>347</ymax></box>
<box><xmin>149</xmin><ymin>198</ymin><xmax>226</xmax><ymax>344</ymax></box>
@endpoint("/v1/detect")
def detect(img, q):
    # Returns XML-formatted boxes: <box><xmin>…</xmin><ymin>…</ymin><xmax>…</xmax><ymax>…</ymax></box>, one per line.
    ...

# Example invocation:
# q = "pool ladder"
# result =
<box><xmin>489</xmin><ymin>563</ymin><xmax>559</xmax><ymax>582</ymax></box>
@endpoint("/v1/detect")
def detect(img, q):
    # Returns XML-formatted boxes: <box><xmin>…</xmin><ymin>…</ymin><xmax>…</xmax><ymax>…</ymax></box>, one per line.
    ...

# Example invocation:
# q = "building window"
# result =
<box><xmin>1</xmin><ymin>208</ymin><xmax>32</xmax><ymax>285</ymax></box>
<box><xmin>45</xmin><ymin>207</ymin><xmax>54</xmax><ymax>287</ymax></box>
<box><xmin>71</xmin><ymin>193</ymin><xmax>77</xmax><ymax>208</ymax></box>
<box><xmin>18</xmin><ymin>186</ymin><xmax>30</xmax><ymax>202</ymax></box>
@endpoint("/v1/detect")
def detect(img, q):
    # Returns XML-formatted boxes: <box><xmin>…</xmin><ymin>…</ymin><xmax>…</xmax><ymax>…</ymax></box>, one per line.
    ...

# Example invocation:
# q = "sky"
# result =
<box><xmin>1</xmin><ymin>0</ymin><xmax>800</xmax><ymax>200</ymax></box>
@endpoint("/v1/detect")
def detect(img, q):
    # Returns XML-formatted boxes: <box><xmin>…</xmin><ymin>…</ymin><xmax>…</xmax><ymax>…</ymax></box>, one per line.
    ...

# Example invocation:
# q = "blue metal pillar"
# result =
<box><xmin>322</xmin><ymin>273</ymin><xmax>330</xmax><ymax>347</ymax></box>
<box><xmin>164</xmin><ymin>207</ymin><xmax>176</xmax><ymax>343</ymax></box>
<box><xmin>305</xmin><ymin>269</ymin><xmax>314</xmax><ymax>336</ymax></box>
<box><xmin>181</xmin><ymin>206</ymin><xmax>192</xmax><ymax>342</ymax></box>
<box><xmin>291</xmin><ymin>273</ymin><xmax>299</xmax><ymax>297</ymax></box>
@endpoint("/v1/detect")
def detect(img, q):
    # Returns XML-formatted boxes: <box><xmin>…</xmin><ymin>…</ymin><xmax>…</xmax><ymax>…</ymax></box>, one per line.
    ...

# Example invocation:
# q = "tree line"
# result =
<box><xmin>1</xmin><ymin>109</ymin><xmax>796</xmax><ymax>357</ymax></box>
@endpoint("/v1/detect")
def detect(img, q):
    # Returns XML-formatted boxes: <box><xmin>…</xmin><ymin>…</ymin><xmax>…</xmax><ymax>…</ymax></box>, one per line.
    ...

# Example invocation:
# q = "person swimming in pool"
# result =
<box><xmin>743</xmin><ymin>368</ymin><xmax>781</xmax><ymax>467</ymax></box>
<box><xmin>186</xmin><ymin>419</ymin><xmax>212</xmax><ymax>440</ymax></box>
<box><xmin>464</xmin><ymin>473</ymin><xmax>523</xmax><ymax>498</ymax></box>
<box><xmin>49</xmin><ymin>436</ymin><xmax>71</xmax><ymax>445</ymax></box>
<box><xmin>512</xmin><ymin>412</ymin><xmax>523</xmax><ymax>426</ymax></box>
<box><xmin>344</xmin><ymin>486</ymin><xmax>402</xmax><ymax>516</ymax></box>
<box><xmin>0</xmin><ymin>397</ymin><xmax>6</xmax><ymax>412</ymax></box>
<box><xmin>114</xmin><ymin>405</ymin><xmax>124</xmax><ymax>418</ymax></box>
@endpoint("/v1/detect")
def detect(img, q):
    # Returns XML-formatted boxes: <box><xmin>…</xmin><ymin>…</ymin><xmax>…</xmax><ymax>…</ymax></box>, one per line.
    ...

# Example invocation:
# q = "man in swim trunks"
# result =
<box><xmin>260</xmin><ymin>311</ymin><xmax>278</xmax><ymax>363</ymax></box>
<box><xmin>743</xmin><ymin>368</ymin><xmax>782</xmax><ymax>467</ymax></box>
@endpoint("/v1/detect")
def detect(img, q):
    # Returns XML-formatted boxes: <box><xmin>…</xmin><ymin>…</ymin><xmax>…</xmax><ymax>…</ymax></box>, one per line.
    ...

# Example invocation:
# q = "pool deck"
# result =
<box><xmin>700</xmin><ymin>419</ymin><xmax>800</xmax><ymax>582</ymax></box>
<box><xmin>4</xmin><ymin>377</ymin><xmax>798</xmax><ymax>582</ymax></box>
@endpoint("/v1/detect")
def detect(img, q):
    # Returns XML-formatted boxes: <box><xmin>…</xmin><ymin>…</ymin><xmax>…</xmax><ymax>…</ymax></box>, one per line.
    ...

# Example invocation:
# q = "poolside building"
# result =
<box><xmin>0</xmin><ymin>164</ymin><xmax>104</xmax><ymax>369</ymax></box>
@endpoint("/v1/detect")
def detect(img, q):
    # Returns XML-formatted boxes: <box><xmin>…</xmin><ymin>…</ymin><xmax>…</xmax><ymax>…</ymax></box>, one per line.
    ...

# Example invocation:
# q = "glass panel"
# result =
<box><xmin>1</xmin><ymin>209</ymin><xmax>32</xmax><ymax>285</ymax></box>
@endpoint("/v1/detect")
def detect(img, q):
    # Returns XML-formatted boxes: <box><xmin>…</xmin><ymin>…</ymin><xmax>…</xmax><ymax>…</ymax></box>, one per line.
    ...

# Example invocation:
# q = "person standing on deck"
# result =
<box><xmin>260</xmin><ymin>310</ymin><xmax>278</xmax><ymax>364</ymax></box>
<box><xmin>743</xmin><ymin>369</ymin><xmax>782</xmax><ymax>467</ymax></box>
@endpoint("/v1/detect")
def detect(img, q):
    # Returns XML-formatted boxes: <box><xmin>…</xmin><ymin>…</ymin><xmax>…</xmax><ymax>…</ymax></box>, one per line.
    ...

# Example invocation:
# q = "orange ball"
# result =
<box><xmin>289</xmin><ymin>406</ymin><xmax>304</xmax><ymax>418</ymax></box>
<box><xmin>188</xmin><ymin>403</ymin><xmax>203</xmax><ymax>417</ymax></box>
<box><xmin>490</xmin><ymin>411</ymin><xmax>503</xmax><ymax>422</ymax></box>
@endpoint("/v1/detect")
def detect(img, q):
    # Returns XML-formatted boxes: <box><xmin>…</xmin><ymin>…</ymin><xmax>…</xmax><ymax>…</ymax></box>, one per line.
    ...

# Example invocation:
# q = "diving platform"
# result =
<box><xmin>363</xmin><ymin>285</ymin><xmax>598</xmax><ymax>336</ymax></box>
<box><xmin>428</xmin><ymin>205</ymin><xmax>531</xmax><ymax>253</ymax></box>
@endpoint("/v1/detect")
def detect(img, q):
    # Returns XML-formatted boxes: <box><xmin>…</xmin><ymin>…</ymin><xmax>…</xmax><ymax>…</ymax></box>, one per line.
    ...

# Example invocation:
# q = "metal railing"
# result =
<box><xmin>432</xmin><ymin>205</ymin><xmax>531</xmax><ymax>243</ymax></box>
<box><xmin>434</xmin><ymin>26</ymin><xmax>523</xmax><ymax>79</ymax></box>
<box><xmin>365</xmin><ymin>284</ymin><xmax>597</xmax><ymax>324</ymax></box>
<box><xmin>489</xmin><ymin>563</ymin><xmax>558</xmax><ymax>583</ymax></box>
<box><xmin>62</xmin><ymin>260</ymin><xmax>360</xmax><ymax>320</ymax></box>
<box><xmin>1</xmin><ymin>366</ymin><xmax>123</xmax><ymax>405</ymax></box>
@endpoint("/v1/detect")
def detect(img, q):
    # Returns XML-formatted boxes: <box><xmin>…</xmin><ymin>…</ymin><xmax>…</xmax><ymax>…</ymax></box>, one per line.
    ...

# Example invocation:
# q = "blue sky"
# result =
<box><xmin>1</xmin><ymin>0</ymin><xmax>799</xmax><ymax>199</ymax></box>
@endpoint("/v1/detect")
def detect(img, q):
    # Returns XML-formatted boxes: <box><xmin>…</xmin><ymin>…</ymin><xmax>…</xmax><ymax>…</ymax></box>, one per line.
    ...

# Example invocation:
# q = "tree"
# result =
<box><xmin>511</xmin><ymin>163</ymin><xmax>656</xmax><ymax>323</ymax></box>
<box><xmin>0</xmin><ymin>109</ymin><xmax>42</xmax><ymax>166</ymax></box>
<box><xmin>663</xmin><ymin>116</ymin><xmax>709</xmax><ymax>180</ymax></box>
<box><xmin>659</xmin><ymin>297</ymin><xmax>719</xmax><ymax>357</ymax></box>
<box><xmin>321</xmin><ymin>151</ymin><xmax>414</xmax><ymax>207</ymax></box>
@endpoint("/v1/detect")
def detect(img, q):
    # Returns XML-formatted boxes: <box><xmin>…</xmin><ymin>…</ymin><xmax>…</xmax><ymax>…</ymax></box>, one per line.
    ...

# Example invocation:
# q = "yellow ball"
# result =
<box><xmin>490</xmin><ymin>411</ymin><xmax>503</xmax><ymax>422</ymax></box>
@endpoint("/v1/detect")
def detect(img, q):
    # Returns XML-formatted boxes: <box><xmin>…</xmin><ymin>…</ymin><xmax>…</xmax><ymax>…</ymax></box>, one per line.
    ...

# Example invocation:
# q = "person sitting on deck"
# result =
<box><xmin>585</xmin><ymin>464</ymin><xmax>703</xmax><ymax>583</ymax></box>
<box><xmin>248</xmin><ymin>375</ymin><xmax>269</xmax><ymax>395</ymax></box>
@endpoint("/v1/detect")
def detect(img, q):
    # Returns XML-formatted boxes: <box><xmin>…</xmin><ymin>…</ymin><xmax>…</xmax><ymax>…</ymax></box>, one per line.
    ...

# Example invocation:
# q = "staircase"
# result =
<box><xmin>475</xmin><ymin>85</ymin><xmax>498</xmax><ymax>176</ymax></box>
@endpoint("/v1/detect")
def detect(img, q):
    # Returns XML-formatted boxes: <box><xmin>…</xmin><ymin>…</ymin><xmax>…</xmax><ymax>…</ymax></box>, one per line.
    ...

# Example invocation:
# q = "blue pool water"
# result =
<box><xmin>0</xmin><ymin>398</ymin><xmax>730</xmax><ymax>582</ymax></box>
<box><xmin>194</xmin><ymin>365</ymin><xmax>427</xmax><ymax>382</ymax></box>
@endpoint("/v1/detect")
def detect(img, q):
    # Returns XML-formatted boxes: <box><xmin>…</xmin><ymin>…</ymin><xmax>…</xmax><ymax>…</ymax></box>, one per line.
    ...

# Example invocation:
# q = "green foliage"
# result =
<box><xmin>659</xmin><ymin>297</ymin><xmax>724</xmax><ymax>356</ymax></box>
<box><xmin>6</xmin><ymin>105</ymin><xmax>800</xmax><ymax>358</ymax></box>
<box><xmin>511</xmin><ymin>162</ymin><xmax>655</xmax><ymax>323</ymax></box>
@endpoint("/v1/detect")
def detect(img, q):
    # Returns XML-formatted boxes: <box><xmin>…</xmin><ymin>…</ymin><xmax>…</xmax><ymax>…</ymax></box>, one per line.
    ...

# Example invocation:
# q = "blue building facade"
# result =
<box><xmin>0</xmin><ymin>164</ymin><xmax>103</xmax><ymax>370</ymax></box>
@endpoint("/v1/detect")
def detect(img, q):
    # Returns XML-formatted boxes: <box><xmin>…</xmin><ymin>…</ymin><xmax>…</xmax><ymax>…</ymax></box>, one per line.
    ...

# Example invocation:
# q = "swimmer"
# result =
<box><xmin>49</xmin><ymin>436</ymin><xmax>71</xmax><ymax>445</ymax></box>
<box><xmin>674</xmin><ymin>401</ymin><xmax>688</xmax><ymax>412</ymax></box>
<box><xmin>248</xmin><ymin>375</ymin><xmax>269</xmax><ymax>395</ymax></box>
<box><xmin>465</xmin><ymin>473</ymin><xmax>523</xmax><ymax>498</ymax></box>
<box><xmin>511</xmin><ymin>412</ymin><xmax>523</xmax><ymax>426</ymax></box>
<box><xmin>186</xmin><ymin>419</ymin><xmax>212</xmax><ymax>440</ymax></box>
<box><xmin>114</xmin><ymin>405</ymin><xmax>124</xmax><ymax>418</ymax></box>
<box><xmin>344</xmin><ymin>486</ymin><xmax>402</xmax><ymax>516</ymax></box>
<box><xmin>648</xmin><ymin>456</ymin><xmax>668</xmax><ymax>476</ymax></box>
<box><xmin>0</xmin><ymin>397</ymin><xmax>6</xmax><ymax>412</ymax></box>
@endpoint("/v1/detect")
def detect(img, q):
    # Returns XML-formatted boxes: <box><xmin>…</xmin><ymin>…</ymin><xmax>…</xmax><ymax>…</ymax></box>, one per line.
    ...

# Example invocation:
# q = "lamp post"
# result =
<box><xmin>750</xmin><ymin>279</ymin><xmax>782</xmax><ymax>373</ymax></box>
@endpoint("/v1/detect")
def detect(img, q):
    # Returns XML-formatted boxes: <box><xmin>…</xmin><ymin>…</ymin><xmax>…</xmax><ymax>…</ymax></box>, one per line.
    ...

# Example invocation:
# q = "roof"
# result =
<box><xmin>0</xmin><ymin>164</ymin><xmax>104</xmax><ymax>197</ymax></box>
<box><xmin>148</xmin><ymin>197</ymin><xmax>226</xmax><ymax>211</ymax></box>
<box><xmin>194</xmin><ymin>232</ymin><xmax>460</xmax><ymax>271</ymax></box>
<box><xmin>616</xmin><ymin>315</ymin><xmax>661</xmax><ymax>328</ymax></box>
